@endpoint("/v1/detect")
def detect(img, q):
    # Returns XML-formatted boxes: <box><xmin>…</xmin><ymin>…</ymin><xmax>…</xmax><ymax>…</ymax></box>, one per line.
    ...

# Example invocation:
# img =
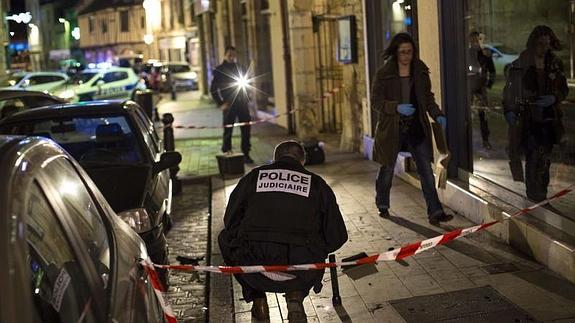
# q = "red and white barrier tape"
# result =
<box><xmin>152</xmin><ymin>186</ymin><xmax>572</xmax><ymax>274</ymax></box>
<box><xmin>140</xmin><ymin>259</ymin><xmax>177</xmax><ymax>323</ymax></box>
<box><xmin>166</xmin><ymin>85</ymin><xmax>345</xmax><ymax>130</ymax></box>
<box><xmin>143</xmin><ymin>186</ymin><xmax>572</xmax><ymax>322</ymax></box>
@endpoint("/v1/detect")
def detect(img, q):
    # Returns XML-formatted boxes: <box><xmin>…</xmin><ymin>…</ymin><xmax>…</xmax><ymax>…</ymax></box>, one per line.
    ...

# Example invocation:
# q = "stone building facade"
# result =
<box><xmin>196</xmin><ymin>0</ymin><xmax>367</xmax><ymax>151</ymax></box>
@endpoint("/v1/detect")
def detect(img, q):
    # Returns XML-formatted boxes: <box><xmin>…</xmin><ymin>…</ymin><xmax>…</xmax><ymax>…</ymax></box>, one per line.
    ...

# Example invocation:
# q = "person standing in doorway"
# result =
<box><xmin>371</xmin><ymin>32</ymin><xmax>453</xmax><ymax>225</ymax></box>
<box><xmin>210</xmin><ymin>45</ymin><xmax>254</xmax><ymax>164</ymax></box>
<box><xmin>503</xmin><ymin>25</ymin><xmax>568</xmax><ymax>202</ymax></box>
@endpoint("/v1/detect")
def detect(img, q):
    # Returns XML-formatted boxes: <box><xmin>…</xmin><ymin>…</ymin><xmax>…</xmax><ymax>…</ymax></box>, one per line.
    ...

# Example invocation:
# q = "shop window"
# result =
<box><xmin>120</xmin><ymin>11</ymin><xmax>129</xmax><ymax>32</ymax></box>
<box><xmin>101</xmin><ymin>20</ymin><xmax>107</xmax><ymax>34</ymax></box>
<box><xmin>261</xmin><ymin>0</ymin><xmax>269</xmax><ymax>11</ymax></box>
<box><xmin>464</xmin><ymin>0</ymin><xmax>574</xmax><ymax>220</ymax></box>
<box><xmin>89</xmin><ymin>16</ymin><xmax>94</xmax><ymax>33</ymax></box>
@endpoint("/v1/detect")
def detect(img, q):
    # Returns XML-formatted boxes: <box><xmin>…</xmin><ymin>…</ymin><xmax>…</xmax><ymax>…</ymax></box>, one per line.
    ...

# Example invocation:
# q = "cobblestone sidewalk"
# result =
<box><xmin>165</xmin><ymin>180</ymin><xmax>211</xmax><ymax>322</ymax></box>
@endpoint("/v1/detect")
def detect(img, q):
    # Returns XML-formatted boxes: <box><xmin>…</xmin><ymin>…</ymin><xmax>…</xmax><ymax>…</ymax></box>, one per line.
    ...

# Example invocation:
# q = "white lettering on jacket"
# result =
<box><xmin>50</xmin><ymin>268</ymin><xmax>71</xmax><ymax>312</ymax></box>
<box><xmin>256</xmin><ymin>169</ymin><xmax>311</xmax><ymax>197</ymax></box>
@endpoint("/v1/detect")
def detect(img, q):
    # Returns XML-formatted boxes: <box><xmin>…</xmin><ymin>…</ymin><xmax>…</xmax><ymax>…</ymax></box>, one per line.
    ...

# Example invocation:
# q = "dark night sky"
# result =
<box><xmin>10</xmin><ymin>0</ymin><xmax>26</xmax><ymax>13</ymax></box>
<box><xmin>8</xmin><ymin>0</ymin><xmax>28</xmax><ymax>43</ymax></box>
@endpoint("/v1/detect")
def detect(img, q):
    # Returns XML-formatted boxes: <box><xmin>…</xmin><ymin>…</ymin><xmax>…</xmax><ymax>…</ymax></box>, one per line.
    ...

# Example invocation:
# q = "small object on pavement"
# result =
<box><xmin>341</xmin><ymin>252</ymin><xmax>378</xmax><ymax>281</ymax></box>
<box><xmin>216</xmin><ymin>153</ymin><xmax>245</xmax><ymax>179</ymax></box>
<box><xmin>176</xmin><ymin>255</ymin><xmax>205</xmax><ymax>265</ymax></box>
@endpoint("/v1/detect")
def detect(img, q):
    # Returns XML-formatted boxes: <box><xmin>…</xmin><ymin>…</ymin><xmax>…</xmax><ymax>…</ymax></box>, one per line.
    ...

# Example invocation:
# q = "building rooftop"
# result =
<box><xmin>78</xmin><ymin>0</ymin><xmax>144</xmax><ymax>15</ymax></box>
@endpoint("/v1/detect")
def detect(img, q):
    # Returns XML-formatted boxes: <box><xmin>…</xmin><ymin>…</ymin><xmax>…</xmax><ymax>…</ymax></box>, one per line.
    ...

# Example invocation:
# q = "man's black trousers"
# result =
<box><xmin>218</xmin><ymin>231</ymin><xmax>324</xmax><ymax>303</ymax></box>
<box><xmin>222</xmin><ymin>105</ymin><xmax>251</xmax><ymax>155</ymax></box>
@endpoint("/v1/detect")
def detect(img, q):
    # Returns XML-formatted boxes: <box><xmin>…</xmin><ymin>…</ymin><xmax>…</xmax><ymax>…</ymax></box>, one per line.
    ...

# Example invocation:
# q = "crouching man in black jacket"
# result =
<box><xmin>218</xmin><ymin>140</ymin><xmax>348</xmax><ymax>322</ymax></box>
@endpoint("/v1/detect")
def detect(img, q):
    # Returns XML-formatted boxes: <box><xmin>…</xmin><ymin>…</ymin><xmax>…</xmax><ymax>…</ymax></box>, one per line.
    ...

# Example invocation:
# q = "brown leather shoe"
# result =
<box><xmin>251</xmin><ymin>297</ymin><xmax>269</xmax><ymax>321</ymax></box>
<box><xmin>286</xmin><ymin>291</ymin><xmax>307</xmax><ymax>322</ymax></box>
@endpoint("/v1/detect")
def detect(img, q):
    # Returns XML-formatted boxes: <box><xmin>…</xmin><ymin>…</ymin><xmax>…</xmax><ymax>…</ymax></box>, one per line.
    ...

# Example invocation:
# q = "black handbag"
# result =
<box><xmin>302</xmin><ymin>140</ymin><xmax>325</xmax><ymax>165</ymax></box>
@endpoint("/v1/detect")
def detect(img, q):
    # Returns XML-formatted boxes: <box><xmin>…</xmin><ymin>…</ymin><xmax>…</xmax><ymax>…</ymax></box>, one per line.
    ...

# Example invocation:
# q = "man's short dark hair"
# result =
<box><xmin>225</xmin><ymin>45</ymin><xmax>236</xmax><ymax>53</ymax></box>
<box><xmin>469</xmin><ymin>31</ymin><xmax>480</xmax><ymax>39</ymax></box>
<box><xmin>274</xmin><ymin>140</ymin><xmax>306</xmax><ymax>163</ymax></box>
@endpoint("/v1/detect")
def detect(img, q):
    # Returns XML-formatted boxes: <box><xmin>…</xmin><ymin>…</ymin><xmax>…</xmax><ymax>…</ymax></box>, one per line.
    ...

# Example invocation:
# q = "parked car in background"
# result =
<box><xmin>483</xmin><ymin>43</ymin><xmax>519</xmax><ymax>77</ymax></box>
<box><xmin>161</xmin><ymin>62</ymin><xmax>199</xmax><ymax>91</ymax></box>
<box><xmin>0</xmin><ymin>71</ymin><xmax>69</xmax><ymax>93</ymax></box>
<box><xmin>0</xmin><ymin>135</ymin><xmax>167</xmax><ymax>323</ymax></box>
<box><xmin>0</xmin><ymin>100</ymin><xmax>181</xmax><ymax>287</ymax></box>
<box><xmin>0</xmin><ymin>89</ymin><xmax>65</xmax><ymax>119</ymax></box>
<box><xmin>55</xmin><ymin>67</ymin><xmax>146</xmax><ymax>102</ymax></box>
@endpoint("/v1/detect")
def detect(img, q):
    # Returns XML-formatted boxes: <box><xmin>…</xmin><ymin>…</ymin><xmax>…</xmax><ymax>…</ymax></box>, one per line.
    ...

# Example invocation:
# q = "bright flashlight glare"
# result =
<box><xmin>234</xmin><ymin>74</ymin><xmax>250</xmax><ymax>89</ymax></box>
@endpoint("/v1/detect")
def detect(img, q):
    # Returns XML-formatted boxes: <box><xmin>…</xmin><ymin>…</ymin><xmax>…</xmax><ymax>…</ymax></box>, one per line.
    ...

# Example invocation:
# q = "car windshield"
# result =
<box><xmin>167</xmin><ymin>64</ymin><xmax>191</xmax><ymax>73</ymax></box>
<box><xmin>0</xmin><ymin>75</ymin><xmax>24</xmax><ymax>87</ymax></box>
<box><xmin>1</xmin><ymin>115</ymin><xmax>143</xmax><ymax>165</ymax></box>
<box><xmin>66</xmin><ymin>72</ymin><xmax>98</xmax><ymax>85</ymax></box>
<box><xmin>493</xmin><ymin>45</ymin><xmax>518</xmax><ymax>55</ymax></box>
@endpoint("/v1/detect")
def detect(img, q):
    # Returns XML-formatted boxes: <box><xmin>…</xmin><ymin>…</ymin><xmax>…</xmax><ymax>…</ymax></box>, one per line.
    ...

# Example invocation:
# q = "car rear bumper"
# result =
<box><xmin>174</xmin><ymin>79</ymin><xmax>198</xmax><ymax>90</ymax></box>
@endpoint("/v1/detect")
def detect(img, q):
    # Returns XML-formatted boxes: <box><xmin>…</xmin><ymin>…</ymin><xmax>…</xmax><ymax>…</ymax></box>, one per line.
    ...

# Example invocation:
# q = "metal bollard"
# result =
<box><xmin>162</xmin><ymin>113</ymin><xmax>181</xmax><ymax>195</ymax></box>
<box><xmin>135</xmin><ymin>89</ymin><xmax>155</xmax><ymax>119</ymax></box>
<box><xmin>329</xmin><ymin>254</ymin><xmax>342</xmax><ymax>306</ymax></box>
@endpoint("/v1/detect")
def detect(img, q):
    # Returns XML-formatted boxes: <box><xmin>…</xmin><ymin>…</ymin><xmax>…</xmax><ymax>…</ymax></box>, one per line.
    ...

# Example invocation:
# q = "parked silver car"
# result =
<box><xmin>0</xmin><ymin>135</ymin><xmax>166</xmax><ymax>322</ymax></box>
<box><xmin>0</xmin><ymin>101</ymin><xmax>180</xmax><ymax>287</ymax></box>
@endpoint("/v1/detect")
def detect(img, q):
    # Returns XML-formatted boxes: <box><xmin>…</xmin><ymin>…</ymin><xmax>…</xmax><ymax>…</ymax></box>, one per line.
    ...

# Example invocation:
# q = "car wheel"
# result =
<box><xmin>163</xmin><ymin>212</ymin><xmax>173</xmax><ymax>233</ymax></box>
<box><xmin>153</xmin><ymin>241</ymin><xmax>170</xmax><ymax>290</ymax></box>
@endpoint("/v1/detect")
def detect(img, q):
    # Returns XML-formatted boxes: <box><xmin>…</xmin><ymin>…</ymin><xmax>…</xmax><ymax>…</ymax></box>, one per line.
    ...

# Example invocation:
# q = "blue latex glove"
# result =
<box><xmin>397</xmin><ymin>103</ymin><xmax>415</xmax><ymax>116</ymax></box>
<box><xmin>505</xmin><ymin>111</ymin><xmax>517</xmax><ymax>125</ymax></box>
<box><xmin>436</xmin><ymin>116</ymin><xmax>447</xmax><ymax>130</ymax></box>
<box><xmin>535</xmin><ymin>95</ymin><xmax>556</xmax><ymax>108</ymax></box>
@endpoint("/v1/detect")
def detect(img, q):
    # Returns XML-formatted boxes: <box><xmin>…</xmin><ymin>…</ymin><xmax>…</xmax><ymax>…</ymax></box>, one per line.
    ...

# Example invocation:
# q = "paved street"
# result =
<box><xmin>165</xmin><ymin>179</ymin><xmax>210</xmax><ymax>322</ymax></box>
<box><xmin>157</xmin><ymin>91</ymin><xmax>298</xmax><ymax>177</ymax></box>
<box><xmin>162</xmin><ymin>92</ymin><xmax>575</xmax><ymax>322</ymax></box>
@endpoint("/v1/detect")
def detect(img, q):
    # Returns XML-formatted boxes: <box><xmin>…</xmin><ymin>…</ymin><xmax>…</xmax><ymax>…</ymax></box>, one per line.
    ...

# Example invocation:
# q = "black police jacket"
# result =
<box><xmin>210</xmin><ymin>60</ymin><xmax>249</xmax><ymax>107</ymax></box>
<box><xmin>222</xmin><ymin>156</ymin><xmax>348</xmax><ymax>256</ymax></box>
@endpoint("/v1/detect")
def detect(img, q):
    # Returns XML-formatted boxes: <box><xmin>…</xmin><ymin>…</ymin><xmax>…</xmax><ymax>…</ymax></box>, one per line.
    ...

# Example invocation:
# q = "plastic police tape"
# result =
<box><xmin>140</xmin><ymin>259</ymin><xmax>177</xmax><ymax>323</ymax></box>
<box><xmin>142</xmin><ymin>187</ymin><xmax>572</xmax><ymax>322</ymax></box>
<box><xmin>157</xmin><ymin>186</ymin><xmax>572</xmax><ymax>274</ymax></box>
<box><xmin>165</xmin><ymin>85</ymin><xmax>345</xmax><ymax>130</ymax></box>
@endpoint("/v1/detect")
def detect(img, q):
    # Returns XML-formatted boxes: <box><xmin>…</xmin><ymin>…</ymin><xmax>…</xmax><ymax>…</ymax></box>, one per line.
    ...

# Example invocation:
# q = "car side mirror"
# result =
<box><xmin>95</xmin><ymin>79</ymin><xmax>105</xmax><ymax>86</ymax></box>
<box><xmin>153</xmin><ymin>151</ymin><xmax>181</xmax><ymax>174</ymax></box>
<box><xmin>21</xmin><ymin>79</ymin><xmax>30</xmax><ymax>88</ymax></box>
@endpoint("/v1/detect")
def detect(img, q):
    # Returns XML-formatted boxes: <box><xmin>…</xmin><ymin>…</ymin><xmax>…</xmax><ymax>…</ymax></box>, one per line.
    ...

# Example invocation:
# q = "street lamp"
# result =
<box><xmin>58</xmin><ymin>18</ymin><xmax>71</xmax><ymax>48</ymax></box>
<box><xmin>144</xmin><ymin>34</ymin><xmax>154</xmax><ymax>45</ymax></box>
<box><xmin>6</xmin><ymin>12</ymin><xmax>32</xmax><ymax>24</ymax></box>
<box><xmin>143</xmin><ymin>0</ymin><xmax>162</xmax><ymax>31</ymax></box>
<box><xmin>28</xmin><ymin>23</ymin><xmax>40</xmax><ymax>46</ymax></box>
<box><xmin>72</xmin><ymin>27</ymin><xmax>80</xmax><ymax>40</ymax></box>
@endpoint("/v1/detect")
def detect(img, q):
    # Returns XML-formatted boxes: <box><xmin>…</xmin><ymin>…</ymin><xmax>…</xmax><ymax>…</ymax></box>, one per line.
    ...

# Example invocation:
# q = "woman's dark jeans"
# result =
<box><xmin>375</xmin><ymin>132</ymin><xmax>444</xmax><ymax>218</ymax></box>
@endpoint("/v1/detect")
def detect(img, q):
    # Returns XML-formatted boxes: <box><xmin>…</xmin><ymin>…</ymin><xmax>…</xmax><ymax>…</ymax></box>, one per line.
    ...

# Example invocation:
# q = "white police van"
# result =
<box><xmin>56</xmin><ymin>67</ymin><xmax>146</xmax><ymax>102</ymax></box>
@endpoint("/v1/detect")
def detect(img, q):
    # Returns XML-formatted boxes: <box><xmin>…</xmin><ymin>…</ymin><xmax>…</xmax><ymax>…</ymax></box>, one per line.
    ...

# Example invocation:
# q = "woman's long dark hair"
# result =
<box><xmin>526</xmin><ymin>25</ymin><xmax>562</xmax><ymax>51</ymax></box>
<box><xmin>382</xmin><ymin>32</ymin><xmax>418</xmax><ymax>60</ymax></box>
